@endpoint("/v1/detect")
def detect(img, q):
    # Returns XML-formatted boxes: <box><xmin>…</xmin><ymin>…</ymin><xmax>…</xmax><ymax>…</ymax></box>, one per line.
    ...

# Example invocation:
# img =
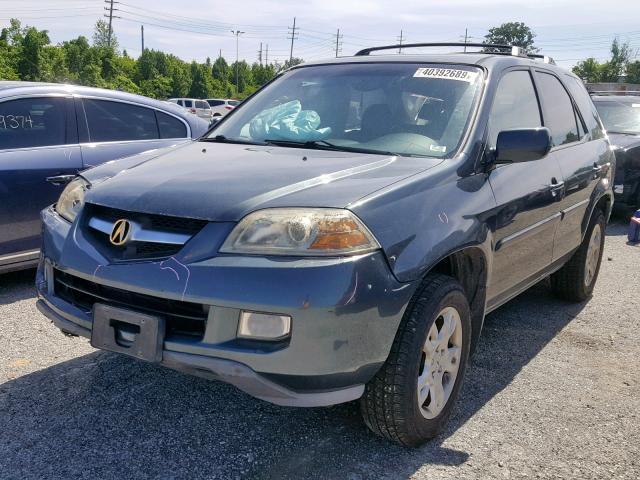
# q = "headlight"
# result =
<box><xmin>220</xmin><ymin>208</ymin><xmax>380</xmax><ymax>256</ymax></box>
<box><xmin>56</xmin><ymin>177</ymin><xmax>89</xmax><ymax>222</ymax></box>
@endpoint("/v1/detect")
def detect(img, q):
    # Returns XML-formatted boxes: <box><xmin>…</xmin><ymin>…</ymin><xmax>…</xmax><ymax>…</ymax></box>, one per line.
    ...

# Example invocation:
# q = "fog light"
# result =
<box><xmin>238</xmin><ymin>311</ymin><xmax>291</xmax><ymax>340</ymax></box>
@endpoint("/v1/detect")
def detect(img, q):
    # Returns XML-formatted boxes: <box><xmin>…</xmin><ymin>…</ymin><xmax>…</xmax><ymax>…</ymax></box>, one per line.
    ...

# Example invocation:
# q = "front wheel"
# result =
<box><xmin>360</xmin><ymin>274</ymin><xmax>471</xmax><ymax>447</ymax></box>
<box><xmin>551</xmin><ymin>209</ymin><xmax>606</xmax><ymax>302</ymax></box>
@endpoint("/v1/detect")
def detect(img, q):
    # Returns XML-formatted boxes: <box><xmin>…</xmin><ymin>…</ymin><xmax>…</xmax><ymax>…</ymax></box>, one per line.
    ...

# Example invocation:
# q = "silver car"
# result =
<box><xmin>168</xmin><ymin>98</ymin><xmax>213</xmax><ymax>120</ymax></box>
<box><xmin>0</xmin><ymin>81</ymin><xmax>210</xmax><ymax>273</ymax></box>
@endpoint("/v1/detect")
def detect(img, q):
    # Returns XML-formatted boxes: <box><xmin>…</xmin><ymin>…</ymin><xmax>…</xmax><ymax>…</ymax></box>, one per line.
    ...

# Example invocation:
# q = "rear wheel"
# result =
<box><xmin>360</xmin><ymin>274</ymin><xmax>471</xmax><ymax>447</ymax></box>
<box><xmin>551</xmin><ymin>209</ymin><xmax>606</xmax><ymax>302</ymax></box>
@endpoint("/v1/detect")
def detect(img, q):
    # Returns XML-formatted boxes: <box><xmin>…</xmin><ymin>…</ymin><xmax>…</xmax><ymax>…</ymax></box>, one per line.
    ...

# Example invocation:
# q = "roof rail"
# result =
<box><xmin>354</xmin><ymin>42</ymin><xmax>555</xmax><ymax>64</ymax></box>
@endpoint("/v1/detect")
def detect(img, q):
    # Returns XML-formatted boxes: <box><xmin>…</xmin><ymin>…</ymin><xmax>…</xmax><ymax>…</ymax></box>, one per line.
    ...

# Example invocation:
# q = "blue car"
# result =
<box><xmin>36</xmin><ymin>44</ymin><xmax>613</xmax><ymax>446</ymax></box>
<box><xmin>0</xmin><ymin>82</ymin><xmax>209</xmax><ymax>273</ymax></box>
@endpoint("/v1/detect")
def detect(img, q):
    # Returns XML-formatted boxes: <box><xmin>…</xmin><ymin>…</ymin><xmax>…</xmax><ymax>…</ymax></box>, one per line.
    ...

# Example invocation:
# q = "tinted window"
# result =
<box><xmin>565</xmin><ymin>76</ymin><xmax>604</xmax><ymax>140</ymax></box>
<box><xmin>184</xmin><ymin>100</ymin><xmax>193</xmax><ymax>108</ymax></box>
<box><xmin>536</xmin><ymin>73</ymin><xmax>580</xmax><ymax>147</ymax></box>
<box><xmin>157</xmin><ymin>111</ymin><xmax>188</xmax><ymax>138</ymax></box>
<box><xmin>228</xmin><ymin>100</ymin><xmax>240</xmax><ymax>106</ymax></box>
<box><xmin>84</xmin><ymin>99</ymin><xmax>159</xmax><ymax>142</ymax></box>
<box><xmin>177</xmin><ymin>100</ymin><xmax>184</xmax><ymax>106</ymax></box>
<box><xmin>196</xmin><ymin>101</ymin><xmax>209</xmax><ymax>109</ymax></box>
<box><xmin>488</xmin><ymin>70</ymin><xmax>542</xmax><ymax>147</ymax></box>
<box><xmin>0</xmin><ymin>97</ymin><xmax>66</xmax><ymax>150</ymax></box>
<box><xmin>207</xmin><ymin>100</ymin><xmax>224</xmax><ymax>106</ymax></box>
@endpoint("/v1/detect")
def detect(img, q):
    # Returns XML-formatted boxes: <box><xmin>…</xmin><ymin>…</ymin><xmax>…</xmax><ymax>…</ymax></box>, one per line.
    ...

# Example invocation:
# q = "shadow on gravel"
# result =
<box><xmin>0</xmin><ymin>268</ymin><xmax>36</xmax><ymax>305</ymax></box>
<box><xmin>0</xmin><ymin>280</ymin><xmax>587</xmax><ymax>480</ymax></box>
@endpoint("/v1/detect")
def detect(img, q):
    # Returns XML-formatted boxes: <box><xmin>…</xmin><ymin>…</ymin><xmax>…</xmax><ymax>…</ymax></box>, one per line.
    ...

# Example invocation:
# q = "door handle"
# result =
<box><xmin>46</xmin><ymin>175</ymin><xmax>76</xmax><ymax>186</ymax></box>
<box><xmin>592</xmin><ymin>163</ymin><xmax>603</xmax><ymax>178</ymax></box>
<box><xmin>548</xmin><ymin>178</ymin><xmax>565</xmax><ymax>198</ymax></box>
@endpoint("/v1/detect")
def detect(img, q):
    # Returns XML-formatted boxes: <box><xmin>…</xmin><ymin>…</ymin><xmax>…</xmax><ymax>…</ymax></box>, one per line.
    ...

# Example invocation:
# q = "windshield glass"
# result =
<box><xmin>209</xmin><ymin>63</ymin><xmax>483</xmax><ymax>157</ymax></box>
<box><xmin>594</xmin><ymin>99</ymin><xmax>640</xmax><ymax>135</ymax></box>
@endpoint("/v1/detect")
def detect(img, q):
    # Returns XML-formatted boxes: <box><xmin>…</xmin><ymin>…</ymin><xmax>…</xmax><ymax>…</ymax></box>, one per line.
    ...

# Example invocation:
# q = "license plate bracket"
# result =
<box><xmin>91</xmin><ymin>303</ymin><xmax>165</xmax><ymax>362</ymax></box>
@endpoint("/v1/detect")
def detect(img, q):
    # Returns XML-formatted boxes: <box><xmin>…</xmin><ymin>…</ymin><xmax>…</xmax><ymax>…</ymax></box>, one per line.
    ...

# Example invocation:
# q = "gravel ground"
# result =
<box><xmin>0</xmin><ymin>220</ymin><xmax>638</xmax><ymax>480</ymax></box>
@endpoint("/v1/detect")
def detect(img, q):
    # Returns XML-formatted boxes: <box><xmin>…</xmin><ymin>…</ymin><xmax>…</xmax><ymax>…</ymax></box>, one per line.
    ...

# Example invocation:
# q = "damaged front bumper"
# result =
<box><xmin>36</xmin><ymin>206</ymin><xmax>416</xmax><ymax>407</ymax></box>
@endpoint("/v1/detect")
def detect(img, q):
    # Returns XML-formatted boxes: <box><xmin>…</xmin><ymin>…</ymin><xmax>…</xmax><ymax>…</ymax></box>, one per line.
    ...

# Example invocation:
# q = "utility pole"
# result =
<box><xmin>141</xmin><ymin>25</ymin><xmax>144</xmax><ymax>53</ymax></box>
<box><xmin>258</xmin><ymin>42</ymin><xmax>263</xmax><ymax>66</ymax></box>
<box><xmin>105</xmin><ymin>0</ymin><xmax>115</xmax><ymax>47</ymax></box>
<box><xmin>265</xmin><ymin>44</ymin><xmax>269</xmax><ymax>65</ymax></box>
<box><xmin>335</xmin><ymin>28</ymin><xmax>342</xmax><ymax>58</ymax></box>
<box><xmin>230</xmin><ymin>30</ymin><xmax>244</xmax><ymax>94</ymax></box>
<box><xmin>463</xmin><ymin>28</ymin><xmax>468</xmax><ymax>52</ymax></box>
<box><xmin>397</xmin><ymin>30</ymin><xmax>404</xmax><ymax>54</ymax></box>
<box><xmin>219</xmin><ymin>49</ymin><xmax>222</xmax><ymax>59</ymax></box>
<box><xmin>288</xmin><ymin>17</ymin><xmax>298</xmax><ymax>63</ymax></box>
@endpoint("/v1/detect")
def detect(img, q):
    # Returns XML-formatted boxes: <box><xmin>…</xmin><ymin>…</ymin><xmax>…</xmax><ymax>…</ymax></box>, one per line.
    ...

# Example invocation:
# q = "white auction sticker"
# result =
<box><xmin>414</xmin><ymin>67</ymin><xmax>479</xmax><ymax>83</ymax></box>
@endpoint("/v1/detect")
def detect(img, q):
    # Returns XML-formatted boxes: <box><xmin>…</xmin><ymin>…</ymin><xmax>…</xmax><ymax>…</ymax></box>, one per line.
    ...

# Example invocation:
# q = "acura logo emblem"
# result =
<box><xmin>110</xmin><ymin>219</ymin><xmax>132</xmax><ymax>246</ymax></box>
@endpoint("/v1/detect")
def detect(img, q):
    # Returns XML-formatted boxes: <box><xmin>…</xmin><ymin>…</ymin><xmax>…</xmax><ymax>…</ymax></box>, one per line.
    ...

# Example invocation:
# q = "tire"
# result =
<box><xmin>360</xmin><ymin>274</ymin><xmax>471</xmax><ymax>447</ymax></box>
<box><xmin>551</xmin><ymin>208</ymin><xmax>606</xmax><ymax>302</ymax></box>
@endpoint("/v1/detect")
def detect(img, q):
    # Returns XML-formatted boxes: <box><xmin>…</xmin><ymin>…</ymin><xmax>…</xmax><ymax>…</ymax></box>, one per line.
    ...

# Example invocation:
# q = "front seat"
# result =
<box><xmin>417</xmin><ymin>99</ymin><xmax>448</xmax><ymax>140</ymax></box>
<box><xmin>360</xmin><ymin>104</ymin><xmax>393</xmax><ymax>142</ymax></box>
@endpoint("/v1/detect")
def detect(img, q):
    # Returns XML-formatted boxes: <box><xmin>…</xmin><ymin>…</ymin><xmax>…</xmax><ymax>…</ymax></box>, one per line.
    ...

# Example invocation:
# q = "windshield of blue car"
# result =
<box><xmin>208</xmin><ymin>63</ymin><xmax>484</xmax><ymax>157</ymax></box>
<box><xmin>594</xmin><ymin>98</ymin><xmax>640</xmax><ymax>135</ymax></box>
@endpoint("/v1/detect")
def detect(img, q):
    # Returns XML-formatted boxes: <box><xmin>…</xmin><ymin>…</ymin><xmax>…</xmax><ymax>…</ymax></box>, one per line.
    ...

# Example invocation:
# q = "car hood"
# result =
<box><xmin>83</xmin><ymin>142</ymin><xmax>442</xmax><ymax>221</ymax></box>
<box><xmin>607</xmin><ymin>132</ymin><xmax>640</xmax><ymax>150</ymax></box>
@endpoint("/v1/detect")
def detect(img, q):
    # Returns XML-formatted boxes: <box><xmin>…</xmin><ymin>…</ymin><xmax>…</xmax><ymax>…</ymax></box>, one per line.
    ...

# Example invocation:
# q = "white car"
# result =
<box><xmin>167</xmin><ymin>98</ymin><xmax>213</xmax><ymax>120</ymax></box>
<box><xmin>205</xmin><ymin>98</ymin><xmax>240</xmax><ymax>117</ymax></box>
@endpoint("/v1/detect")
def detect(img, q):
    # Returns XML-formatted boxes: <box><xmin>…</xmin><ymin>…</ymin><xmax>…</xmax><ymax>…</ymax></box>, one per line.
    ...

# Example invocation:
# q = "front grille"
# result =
<box><xmin>85</xmin><ymin>204</ymin><xmax>209</xmax><ymax>261</ymax></box>
<box><xmin>54</xmin><ymin>269</ymin><xmax>208</xmax><ymax>340</ymax></box>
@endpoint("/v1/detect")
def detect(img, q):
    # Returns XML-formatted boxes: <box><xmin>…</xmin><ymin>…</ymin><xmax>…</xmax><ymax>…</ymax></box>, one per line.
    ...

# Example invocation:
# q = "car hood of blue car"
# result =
<box><xmin>82</xmin><ymin>141</ymin><xmax>443</xmax><ymax>221</ymax></box>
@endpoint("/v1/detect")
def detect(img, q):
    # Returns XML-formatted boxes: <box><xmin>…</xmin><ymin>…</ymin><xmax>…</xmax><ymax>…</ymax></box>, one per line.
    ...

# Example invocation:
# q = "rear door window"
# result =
<box><xmin>564</xmin><ymin>76</ymin><xmax>605</xmax><ymax>140</ymax></box>
<box><xmin>83</xmin><ymin>99</ymin><xmax>159</xmax><ymax>142</ymax></box>
<box><xmin>488</xmin><ymin>70</ymin><xmax>542</xmax><ymax>148</ymax></box>
<box><xmin>156</xmin><ymin>111</ymin><xmax>188</xmax><ymax>139</ymax></box>
<box><xmin>0</xmin><ymin>97</ymin><xmax>67</xmax><ymax>150</ymax></box>
<box><xmin>536</xmin><ymin>72</ymin><xmax>580</xmax><ymax>147</ymax></box>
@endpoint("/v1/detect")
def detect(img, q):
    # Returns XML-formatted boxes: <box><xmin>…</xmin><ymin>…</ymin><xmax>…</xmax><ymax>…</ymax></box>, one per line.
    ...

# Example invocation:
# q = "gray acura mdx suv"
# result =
<box><xmin>36</xmin><ymin>44</ymin><xmax>613</xmax><ymax>446</ymax></box>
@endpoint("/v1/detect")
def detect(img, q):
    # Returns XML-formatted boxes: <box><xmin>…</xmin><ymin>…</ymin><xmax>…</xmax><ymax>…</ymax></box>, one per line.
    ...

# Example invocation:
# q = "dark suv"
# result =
<box><xmin>36</xmin><ymin>44</ymin><xmax>613</xmax><ymax>446</ymax></box>
<box><xmin>591</xmin><ymin>92</ymin><xmax>640</xmax><ymax>210</ymax></box>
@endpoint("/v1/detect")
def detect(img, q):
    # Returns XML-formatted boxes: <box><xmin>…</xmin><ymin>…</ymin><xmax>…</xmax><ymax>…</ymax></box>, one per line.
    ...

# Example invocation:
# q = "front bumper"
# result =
<box><xmin>37</xmin><ymin>206</ymin><xmax>416</xmax><ymax>407</ymax></box>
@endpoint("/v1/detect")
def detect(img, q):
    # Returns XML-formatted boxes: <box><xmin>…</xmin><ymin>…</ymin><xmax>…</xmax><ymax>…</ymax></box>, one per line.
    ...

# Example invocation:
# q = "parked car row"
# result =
<box><xmin>167</xmin><ymin>97</ymin><xmax>240</xmax><ymax>120</ymax></box>
<box><xmin>0</xmin><ymin>82</ymin><xmax>210</xmax><ymax>273</ymax></box>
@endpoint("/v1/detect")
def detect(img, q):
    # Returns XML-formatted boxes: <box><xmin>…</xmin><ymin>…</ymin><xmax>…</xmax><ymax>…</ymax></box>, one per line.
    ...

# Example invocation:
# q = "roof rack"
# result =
<box><xmin>354</xmin><ymin>42</ymin><xmax>555</xmax><ymax>64</ymax></box>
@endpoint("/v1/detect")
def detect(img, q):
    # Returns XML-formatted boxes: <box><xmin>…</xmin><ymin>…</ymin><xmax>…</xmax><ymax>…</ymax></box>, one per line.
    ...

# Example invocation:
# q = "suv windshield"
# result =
<box><xmin>208</xmin><ymin>63</ymin><xmax>483</xmax><ymax>157</ymax></box>
<box><xmin>593</xmin><ymin>98</ymin><xmax>640</xmax><ymax>135</ymax></box>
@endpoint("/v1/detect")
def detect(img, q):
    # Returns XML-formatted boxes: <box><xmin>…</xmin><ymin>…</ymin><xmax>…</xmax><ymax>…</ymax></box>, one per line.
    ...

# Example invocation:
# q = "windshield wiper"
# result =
<box><xmin>263</xmin><ymin>139</ymin><xmax>400</xmax><ymax>156</ymax></box>
<box><xmin>200</xmin><ymin>135</ymin><xmax>267</xmax><ymax>146</ymax></box>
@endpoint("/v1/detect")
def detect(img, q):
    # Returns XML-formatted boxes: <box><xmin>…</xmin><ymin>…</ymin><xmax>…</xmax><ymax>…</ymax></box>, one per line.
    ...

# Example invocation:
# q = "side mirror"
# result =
<box><xmin>495</xmin><ymin>128</ymin><xmax>552</xmax><ymax>164</ymax></box>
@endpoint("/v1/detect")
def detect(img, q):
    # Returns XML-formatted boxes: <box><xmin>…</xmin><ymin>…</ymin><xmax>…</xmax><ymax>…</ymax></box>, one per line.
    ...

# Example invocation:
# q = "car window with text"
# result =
<box><xmin>0</xmin><ymin>97</ymin><xmax>66</xmax><ymax>150</ymax></box>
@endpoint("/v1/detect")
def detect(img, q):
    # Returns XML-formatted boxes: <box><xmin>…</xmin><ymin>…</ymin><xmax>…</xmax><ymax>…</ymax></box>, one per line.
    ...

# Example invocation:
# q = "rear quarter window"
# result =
<box><xmin>156</xmin><ymin>111</ymin><xmax>188</xmax><ymax>139</ymax></box>
<box><xmin>196</xmin><ymin>101</ymin><xmax>209</xmax><ymax>109</ymax></box>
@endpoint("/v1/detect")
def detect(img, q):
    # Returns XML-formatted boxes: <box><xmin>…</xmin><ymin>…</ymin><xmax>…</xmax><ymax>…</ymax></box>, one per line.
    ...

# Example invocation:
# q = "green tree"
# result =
<box><xmin>17</xmin><ymin>26</ymin><xmax>50</xmax><ymax>80</ymax></box>
<box><xmin>212</xmin><ymin>56</ymin><xmax>230</xmax><ymax>82</ymax></box>
<box><xmin>600</xmin><ymin>38</ymin><xmax>631</xmax><ymax>82</ymax></box>
<box><xmin>626</xmin><ymin>61</ymin><xmax>640</xmax><ymax>84</ymax></box>
<box><xmin>484</xmin><ymin>22</ymin><xmax>536</xmax><ymax>51</ymax></box>
<box><xmin>92</xmin><ymin>19</ymin><xmax>118</xmax><ymax>51</ymax></box>
<box><xmin>276</xmin><ymin>57</ymin><xmax>304</xmax><ymax>72</ymax></box>
<box><xmin>572</xmin><ymin>58</ymin><xmax>603</xmax><ymax>83</ymax></box>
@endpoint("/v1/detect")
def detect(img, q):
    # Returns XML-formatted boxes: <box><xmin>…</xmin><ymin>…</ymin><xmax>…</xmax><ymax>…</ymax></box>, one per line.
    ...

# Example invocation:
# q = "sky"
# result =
<box><xmin>3</xmin><ymin>0</ymin><xmax>640</xmax><ymax>69</ymax></box>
